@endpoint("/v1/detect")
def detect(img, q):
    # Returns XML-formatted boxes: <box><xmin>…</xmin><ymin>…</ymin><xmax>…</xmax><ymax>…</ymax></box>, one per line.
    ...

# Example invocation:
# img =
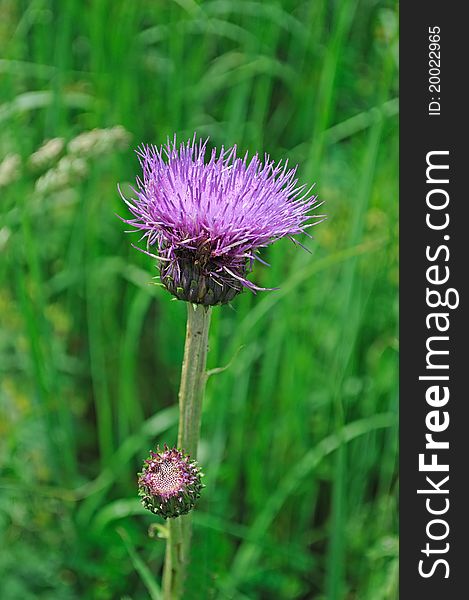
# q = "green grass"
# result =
<box><xmin>0</xmin><ymin>1</ymin><xmax>398</xmax><ymax>598</ymax></box>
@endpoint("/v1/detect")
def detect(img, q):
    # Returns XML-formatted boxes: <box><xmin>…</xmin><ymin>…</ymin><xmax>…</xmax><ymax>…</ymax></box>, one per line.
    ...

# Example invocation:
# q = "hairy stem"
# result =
<box><xmin>162</xmin><ymin>303</ymin><xmax>211</xmax><ymax>600</ymax></box>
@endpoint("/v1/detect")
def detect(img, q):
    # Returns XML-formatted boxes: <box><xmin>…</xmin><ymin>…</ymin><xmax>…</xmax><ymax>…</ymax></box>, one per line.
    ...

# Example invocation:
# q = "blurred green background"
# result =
<box><xmin>0</xmin><ymin>1</ymin><xmax>398</xmax><ymax>598</ymax></box>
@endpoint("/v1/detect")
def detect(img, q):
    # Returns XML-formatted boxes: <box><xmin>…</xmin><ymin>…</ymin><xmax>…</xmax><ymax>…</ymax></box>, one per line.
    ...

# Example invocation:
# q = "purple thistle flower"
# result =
<box><xmin>120</xmin><ymin>135</ymin><xmax>323</xmax><ymax>305</ymax></box>
<box><xmin>138</xmin><ymin>445</ymin><xmax>204</xmax><ymax>519</ymax></box>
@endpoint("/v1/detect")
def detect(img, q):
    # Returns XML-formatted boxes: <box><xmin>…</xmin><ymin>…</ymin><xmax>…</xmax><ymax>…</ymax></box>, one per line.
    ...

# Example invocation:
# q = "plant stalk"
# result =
<box><xmin>162</xmin><ymin>303</ymin><xmax>211</xmax><ymax>599</ymax></box>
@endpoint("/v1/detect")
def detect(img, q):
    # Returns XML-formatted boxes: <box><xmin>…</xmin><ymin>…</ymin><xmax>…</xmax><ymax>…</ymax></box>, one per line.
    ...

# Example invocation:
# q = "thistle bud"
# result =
<box><xmin>138</xmin><ymin>445</ymin><xmax>204</xmax><ymax>519</ymax></box>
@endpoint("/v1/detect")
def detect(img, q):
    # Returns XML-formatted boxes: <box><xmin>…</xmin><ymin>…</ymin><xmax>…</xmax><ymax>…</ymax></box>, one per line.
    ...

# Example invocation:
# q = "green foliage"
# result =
<box><xmin>0</xmin><ymin>0</ymin><xmax>398</xmax><ymax>598</ymax></box>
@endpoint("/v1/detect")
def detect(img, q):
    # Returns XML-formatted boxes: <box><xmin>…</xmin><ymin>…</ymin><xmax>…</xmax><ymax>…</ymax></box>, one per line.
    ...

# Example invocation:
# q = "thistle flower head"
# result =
<box><xmin>121</xmin><ymin>135</ymin><xmax>322</xmax><ymax>305</ymax></box>
<box><xmin>138</xmin><ymin>445</ymin><xmax>203</xmax><ymax>519</ymax></box>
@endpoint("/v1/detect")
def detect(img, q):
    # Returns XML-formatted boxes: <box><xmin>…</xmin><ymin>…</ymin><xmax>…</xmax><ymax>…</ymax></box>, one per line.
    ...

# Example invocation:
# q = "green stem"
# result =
<box><xmin>162</xmin><ymin>303</ymin><xmax>212</xmax><ymax>600</ymax></box>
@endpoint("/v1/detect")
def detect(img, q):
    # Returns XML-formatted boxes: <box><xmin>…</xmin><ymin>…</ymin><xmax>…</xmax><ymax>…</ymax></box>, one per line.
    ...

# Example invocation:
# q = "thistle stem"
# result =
<box><xmin>162</xmin><ymin>303</ymin><xmax>211</xmax><ymax>600</ymax></box>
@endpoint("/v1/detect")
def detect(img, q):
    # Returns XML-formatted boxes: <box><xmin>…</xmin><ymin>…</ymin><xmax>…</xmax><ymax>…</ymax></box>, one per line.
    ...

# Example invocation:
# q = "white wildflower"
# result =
<box><xmin>29</xmin><ymin>138</ymin><xmax>65</xmax><ymax>170</ymax></box>
<box><xmin>35</xmin><ymin>156</ymin><xmax>88</xmax><ymax>195</ymax></box>
<box><xmin>68</xmin><ymin>126</ymin><xmax>131</xmax><ymax>157</ymax></box>
<box><xmin>0</xmin><ymin>154</ymin><xmax>22</xmax><ymax>187</ymax></box>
